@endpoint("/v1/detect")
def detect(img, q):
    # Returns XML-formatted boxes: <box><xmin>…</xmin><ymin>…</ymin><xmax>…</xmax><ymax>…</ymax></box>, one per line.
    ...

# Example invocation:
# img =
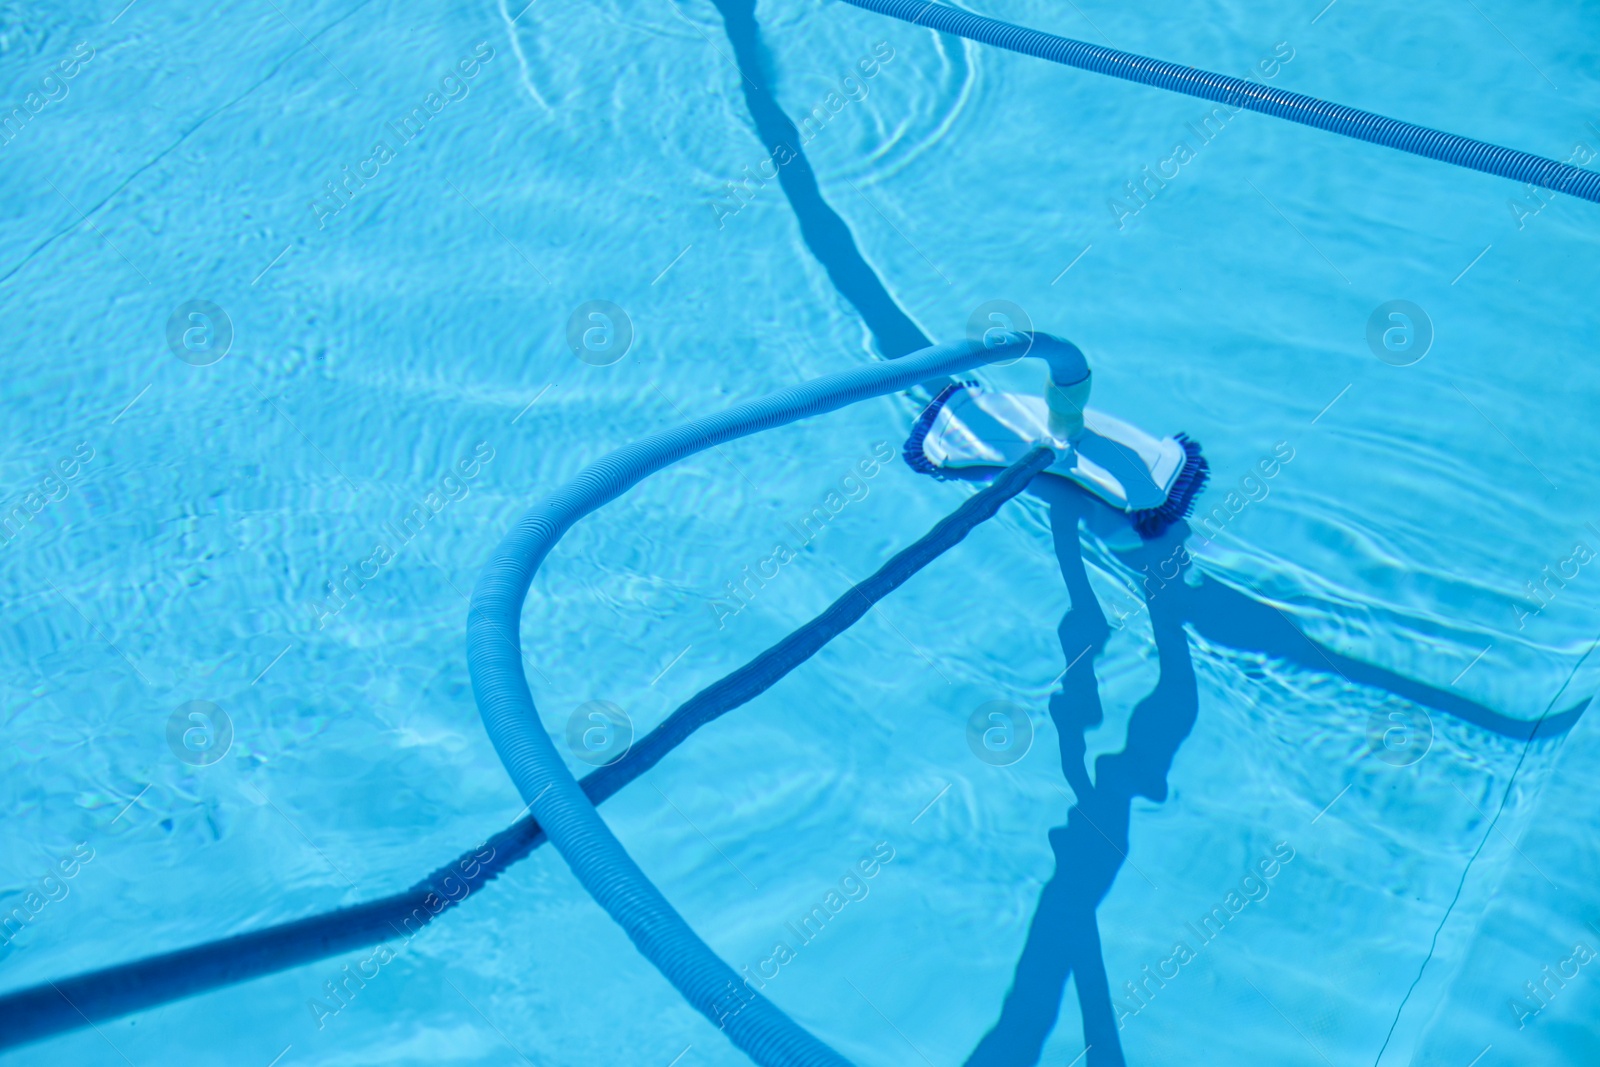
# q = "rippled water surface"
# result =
<box><xmin>2</xmin><ymin>0</ymin><xmax>1599</xmax><ymax>1064</ymax></box>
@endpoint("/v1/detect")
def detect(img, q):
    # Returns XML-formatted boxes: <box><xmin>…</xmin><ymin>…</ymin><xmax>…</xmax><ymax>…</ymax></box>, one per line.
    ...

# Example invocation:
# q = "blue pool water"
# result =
<box><xmin>2</xmin><ymin>0</ymin><xmax>1599</xmax><ymax>1063</ymax></box>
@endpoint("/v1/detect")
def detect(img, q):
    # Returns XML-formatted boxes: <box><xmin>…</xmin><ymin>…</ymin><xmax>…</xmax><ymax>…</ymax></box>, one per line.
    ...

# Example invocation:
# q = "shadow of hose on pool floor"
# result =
<box><xmin>958</xmin><ymin>474</ymin><xmax>1590</xmax><ymax>1067</ymax></box>
<box><xmin>965</xmin><ymin>477</ymin><xmax>1196</xmax><ymax>1067</ymax></box>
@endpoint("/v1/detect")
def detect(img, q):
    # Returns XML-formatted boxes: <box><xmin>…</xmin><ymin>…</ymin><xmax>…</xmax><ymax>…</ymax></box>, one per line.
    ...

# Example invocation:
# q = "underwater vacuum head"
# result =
<box><xmin>904</xmin><ymin>333</ymin><xmax>1208</xmax><ymax>539</ymax></box>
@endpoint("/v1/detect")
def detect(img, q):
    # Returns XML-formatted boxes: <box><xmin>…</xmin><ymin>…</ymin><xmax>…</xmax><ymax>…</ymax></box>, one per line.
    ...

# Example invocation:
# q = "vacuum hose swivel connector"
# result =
<box><xmin>1046</xmin><ymin>371</ymin><xmax>1091</xmax><ymax>441</ymax></box>
<box><xmin>1028</xmin><ymin>334</ymin><xmax>1091</xmax><ymax>442</ymax></box>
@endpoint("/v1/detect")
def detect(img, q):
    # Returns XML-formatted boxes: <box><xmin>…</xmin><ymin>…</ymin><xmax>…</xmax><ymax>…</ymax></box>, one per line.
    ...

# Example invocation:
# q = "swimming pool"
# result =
<box><xmin>2</xmin><ymin>0</ymin><xmax>1599</xmax><ymax>1063</ymax></box>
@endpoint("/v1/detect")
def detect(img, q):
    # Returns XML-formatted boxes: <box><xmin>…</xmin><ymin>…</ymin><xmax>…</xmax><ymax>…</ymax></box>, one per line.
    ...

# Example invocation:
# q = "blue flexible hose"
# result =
<box><xmin>838</xmin><ymin>0</ymin><xmax>1600</xmax><ymax>204</ymax></box>
<box><xmin>0</xmin><ymin>435</ymin><xmax>1048</xmax><ymax>1054</ymax></box>
<box><xmin>468</xmin><ymin>338</ymin><xmax>1023</xmax><ymax>1066</ymax></box>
